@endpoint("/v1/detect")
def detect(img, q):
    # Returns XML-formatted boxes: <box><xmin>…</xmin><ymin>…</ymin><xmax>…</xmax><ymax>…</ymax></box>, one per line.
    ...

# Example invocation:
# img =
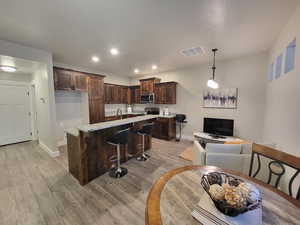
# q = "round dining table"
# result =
<box><xmin>146</xmin><ymin>166</ymin><xmax>300</xmax><ymax>225</ymax></box>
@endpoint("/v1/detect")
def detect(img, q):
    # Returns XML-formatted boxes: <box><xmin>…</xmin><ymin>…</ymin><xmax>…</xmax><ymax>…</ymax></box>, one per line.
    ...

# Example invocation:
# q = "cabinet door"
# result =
<box><xmin>140</xmin><ymin>81</ymin><xmax>148</xmax><ymax>94</ymax></box>
<box><xmin>121</xmin><ymin>87</ymin><xmax>129</xmax><ymax>104</ymax></box>
<box><xmin>73</xmin><ymin>72</ymin><xmax>87</xmax><ymax>91</ymax></box>
<box><xmin>155</xmin><ymin>85</ymin><xmax>166</xmax><ymax>104</ymax></box>
<box><xmin>165</xmin><ymin>83</ymin><xmax>177</xmax><ymax>104</ymax></box>
<box><xmin>54</xmin><ymin>68</ymin><xmax>73</xmax><ymax>90</ymax></box>
<box><xmin>130</xmin><ymin>87</ymin><xmax>136</xmax><ymax>104</ymax></box>
<box><xmin>104</xmin><ymin>84</ymin><xmax>110</xmax><ymax>104</ymax></box>
<box><xmin>88</xmin><ymin>76</ymin><xmax>104</xmax><ymax>124</ymax></box>
<box><xmin>135</xmin><ymin>87</ymin><xmax>141</xmax><ymax>104</ymax></box>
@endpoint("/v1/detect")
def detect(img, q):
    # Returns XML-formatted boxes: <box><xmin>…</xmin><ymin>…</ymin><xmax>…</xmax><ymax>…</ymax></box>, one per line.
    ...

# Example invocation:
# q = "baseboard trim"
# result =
<box><xmin>181</xmin><ymin>135</ymin><xmax>194</xmax><ymax>141</ymax></box>
<box><xmin>39</xmin><ymin>141</ymin><xmax>60</xmax><ymax>157</ymax></box>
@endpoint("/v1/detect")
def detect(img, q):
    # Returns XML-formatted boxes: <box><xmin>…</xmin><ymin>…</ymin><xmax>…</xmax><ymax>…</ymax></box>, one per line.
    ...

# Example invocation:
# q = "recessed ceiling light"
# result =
<box><xmin>110</xmin><ymin>48</ymin><xmax>119</xmax><ymax>55</ymax></box>
<box><xmin>134</xmin><ymin>69</ymin><xmax>139</xmax><ymax>74</ymax></box>
<box><xmin>91</xmin><ymin>56</ymin><xmax>99</xmax><ymax>62</ymax></box>
<box><xmin>152</xmin><ymin>65</ymin><xmax>157</xmax><ymax>70</ymax></box>
<box><xmin>0</xmin><ymin>65</ymin><xmax>17</xmax><ymax>73</ymax></box>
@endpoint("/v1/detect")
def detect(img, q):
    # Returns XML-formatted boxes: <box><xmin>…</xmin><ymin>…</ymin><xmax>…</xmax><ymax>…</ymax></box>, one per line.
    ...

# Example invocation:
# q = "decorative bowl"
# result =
<box><xmin>201</xmin><ymin>172</ymin><xmax>261</xmax><ymax>217</ymax></box>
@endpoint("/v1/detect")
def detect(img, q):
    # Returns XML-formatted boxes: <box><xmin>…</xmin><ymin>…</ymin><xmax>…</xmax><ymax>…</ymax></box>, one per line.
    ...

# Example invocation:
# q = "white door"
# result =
<box><xmin>0</xmin><ymin>84</ymin><xmax>32</xmax><ymax>146</ymax></box>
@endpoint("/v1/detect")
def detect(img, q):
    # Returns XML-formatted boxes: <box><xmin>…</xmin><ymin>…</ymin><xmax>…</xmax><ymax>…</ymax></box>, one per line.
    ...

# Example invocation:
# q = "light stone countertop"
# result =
<box><xmin>65</xmin><ymin>127</ymin><xmax>79</xmax><ymax>137</ymax></box>
<box><xmin>65</xmin><ymin>114</ymin><xmax>175</xmax><ymax>137</ymax></box>
<box><xmin>158</xmin><ymin>114</ymin><xmax>176</xmax><ymax>118</ymax></box>
<box><xmin>78</xmin><ymin>115</ymin><xmax>159</xmax><ymax>132</ymax></box>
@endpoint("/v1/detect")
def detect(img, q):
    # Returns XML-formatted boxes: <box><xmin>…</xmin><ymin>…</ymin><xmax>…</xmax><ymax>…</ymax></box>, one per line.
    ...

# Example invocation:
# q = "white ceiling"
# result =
<box><xmin>0</xmin><ymin>0</ymin><xmax>298</xmax><ymax>77</ymax></box>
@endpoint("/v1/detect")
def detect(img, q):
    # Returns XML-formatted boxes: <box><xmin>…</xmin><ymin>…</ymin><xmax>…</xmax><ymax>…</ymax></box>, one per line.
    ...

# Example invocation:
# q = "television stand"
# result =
<box><xmin>193</xmin><ymin>132</ymin><xmax>244</xmax><ymax>148</ymax></box>
<box><xmin>208</xmin><ymin>134</ymin><xmax>226</xmax><ymax>139</ymax></box>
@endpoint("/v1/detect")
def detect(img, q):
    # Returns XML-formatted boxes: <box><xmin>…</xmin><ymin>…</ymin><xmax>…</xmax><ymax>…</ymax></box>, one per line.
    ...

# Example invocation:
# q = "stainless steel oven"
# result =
<box><xmin>141</xmin><ymin>93</ymin><xmax>155</xmax><ymax>104</ymax></box>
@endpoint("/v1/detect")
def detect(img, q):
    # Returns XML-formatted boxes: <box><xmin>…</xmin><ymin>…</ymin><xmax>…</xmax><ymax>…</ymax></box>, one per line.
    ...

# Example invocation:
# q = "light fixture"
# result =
<box><xmin>152</xmin><ymin>65</ymin><xmax>157</xmax><ymax>70</ymax></box>
<box><xmin>0</xmin><ymin>65</ymin><xmax>17</xmax><ymax>73</ymax></box>
<box><xmin>207</xmin><ymin>48</ymin><xmax>219</xmax><ymax>89</ymax></box>
<box><xmin>91</xmin><ymin>56</ymin><xmax>99</xmax><ymax>62</ymax></box>
<box><xmin>134</xmin><ymin>69</ymin><xmax>139</xmax><ymax>74</ymax></box>
<box><xmin>110</xmin><ymin>48</ymin><xmax>119</xmax><ymax>55</ymax></box>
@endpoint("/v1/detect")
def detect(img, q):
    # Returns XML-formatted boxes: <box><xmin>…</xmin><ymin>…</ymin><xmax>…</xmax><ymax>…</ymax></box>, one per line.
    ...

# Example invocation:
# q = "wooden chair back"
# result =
<box><xmin>249</xmin><ymin>143</ymin><xmax>300</xmax><ymax>200</ymax></box>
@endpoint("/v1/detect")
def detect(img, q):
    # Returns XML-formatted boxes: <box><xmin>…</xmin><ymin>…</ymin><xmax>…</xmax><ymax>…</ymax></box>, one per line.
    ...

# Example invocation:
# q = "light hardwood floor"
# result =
<box><xmin>0</xmin><ymin>138</ymin><xmax>192</xmax><ymax>225</ymax></box>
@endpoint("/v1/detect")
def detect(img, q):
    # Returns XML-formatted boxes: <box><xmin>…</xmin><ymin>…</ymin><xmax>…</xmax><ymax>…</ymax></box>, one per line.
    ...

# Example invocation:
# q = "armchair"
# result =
<box><xmin>191</xmin><ymin>141</ymin><xmax>252</xmax><ymax>174</ymax></box>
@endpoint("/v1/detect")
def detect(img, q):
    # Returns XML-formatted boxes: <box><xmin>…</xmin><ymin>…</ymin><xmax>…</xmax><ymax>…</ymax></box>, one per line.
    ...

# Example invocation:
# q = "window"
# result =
<box><xmin>268</xmin><ymin>62</ymin><xmax>274</xmax><ymax>81</ymax></box>
<box><xmin>284</xmin><ymin>38</ymin><xmax>296</xmax><ymax>74</ymax></box>
<box><xmin>275</xmin><ymin>54</ymin><xmax>283</xmax><ymax>79</ymax></box>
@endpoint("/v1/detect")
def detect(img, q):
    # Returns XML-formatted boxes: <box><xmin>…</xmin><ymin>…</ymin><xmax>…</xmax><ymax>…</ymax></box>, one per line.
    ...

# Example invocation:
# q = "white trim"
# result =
<box><xmin>39</xmin><ymin>141</ymin><xmax>60</xmax><ymax>157</ymax></box>
<box><xmin>0</xmin><ymin>80</ymin><xmax>38</xmax><ymax>140</ymax></box>
<box><xmin>181</xmin><ymin>134</ymin><xmax>194</xmax><ymax>141</ymax></box>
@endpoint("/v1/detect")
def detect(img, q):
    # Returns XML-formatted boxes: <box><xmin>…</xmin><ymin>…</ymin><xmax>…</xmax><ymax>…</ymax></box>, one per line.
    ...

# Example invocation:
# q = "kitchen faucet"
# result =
<box><xmin>116</xmin><ymin>108</ymin><xmax>123</xmax><ymax>119</ymax></box>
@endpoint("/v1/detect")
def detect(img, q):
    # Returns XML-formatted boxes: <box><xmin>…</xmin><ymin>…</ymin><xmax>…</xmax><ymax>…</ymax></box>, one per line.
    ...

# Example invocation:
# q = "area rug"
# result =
<box><xmin>179</xmin><ymin>147</ymin><xmax>194</xmax><ymax>161</ymax></box>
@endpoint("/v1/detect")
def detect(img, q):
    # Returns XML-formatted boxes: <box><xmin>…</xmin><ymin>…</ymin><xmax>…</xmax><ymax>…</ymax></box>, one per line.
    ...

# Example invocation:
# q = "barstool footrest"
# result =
<box><xmin>109</xmin><ymin>167</ymin><xmax>128</xmax><ymax>178</ymax></box>
<box><xmin>136</xmin><ymin>153</ymin><xmax>150</xmax><ymax>161</ymax></box>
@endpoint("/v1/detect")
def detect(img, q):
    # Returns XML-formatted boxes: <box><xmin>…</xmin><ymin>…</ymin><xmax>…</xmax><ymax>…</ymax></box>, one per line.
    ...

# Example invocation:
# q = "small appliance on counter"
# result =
<box><xmin>145</xmin><ymin>107</ymin><xmax>160</xmax><ymax>115</ymax></box>
<box><xmin>163</xmin><ymin>106</ymin><xmax>169</xmax><ymax>116</ymax></box>
<box><xmin>127</xmin><ymin>105</ymin><xmax>132</xmax><ymax>114</ymax></box>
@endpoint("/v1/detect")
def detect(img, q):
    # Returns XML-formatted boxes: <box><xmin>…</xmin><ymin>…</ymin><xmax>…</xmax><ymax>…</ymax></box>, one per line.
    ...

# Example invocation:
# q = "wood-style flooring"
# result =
<box><xmin>0</xmin><ymin>138</ymin><xmax>192</xmax><ymax>225</ymax></box>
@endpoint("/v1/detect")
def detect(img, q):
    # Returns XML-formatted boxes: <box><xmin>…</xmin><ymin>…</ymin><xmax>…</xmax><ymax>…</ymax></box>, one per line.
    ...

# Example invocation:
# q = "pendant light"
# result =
<box><xmin>207</xmin><ymin>48</ymin><xmax>219</xmax><ymax>89</ymax></box>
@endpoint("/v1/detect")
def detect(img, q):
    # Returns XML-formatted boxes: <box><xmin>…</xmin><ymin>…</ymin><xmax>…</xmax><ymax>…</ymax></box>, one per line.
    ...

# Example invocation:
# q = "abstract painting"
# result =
<box><xmin>203</xmin><ymin>88</ymin><xmax>238</xmax><ymax>109</ymax></box>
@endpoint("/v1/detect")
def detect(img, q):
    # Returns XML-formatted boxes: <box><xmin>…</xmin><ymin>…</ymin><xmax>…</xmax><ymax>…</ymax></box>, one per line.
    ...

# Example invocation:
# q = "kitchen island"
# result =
<box><xmin>66</xmin><ymin>115</ymin><xmax>158</xmax><ymax>185</ymax></box>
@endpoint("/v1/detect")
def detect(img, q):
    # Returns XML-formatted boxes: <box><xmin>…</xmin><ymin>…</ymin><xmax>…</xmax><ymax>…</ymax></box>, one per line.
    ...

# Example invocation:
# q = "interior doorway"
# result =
<box><xmin>0</xmin><ymin>81</ymin><xmax>35</xmax><ymax>145</ymax></box>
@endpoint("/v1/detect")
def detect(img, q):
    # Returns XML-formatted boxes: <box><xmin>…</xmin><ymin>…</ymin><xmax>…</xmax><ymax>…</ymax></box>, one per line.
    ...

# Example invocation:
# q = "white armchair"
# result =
<box><xmin>192</xmin><ymin>141</ymin><xmax>252</xmax><ymax>174</ymax></box>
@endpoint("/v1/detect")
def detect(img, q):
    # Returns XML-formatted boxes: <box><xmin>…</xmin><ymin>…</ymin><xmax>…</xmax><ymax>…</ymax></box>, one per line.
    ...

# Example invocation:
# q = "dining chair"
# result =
<box><xmin>249</xmin><ymin>143</ymin><xmax>300</xmax><ymax>200</ymax></box>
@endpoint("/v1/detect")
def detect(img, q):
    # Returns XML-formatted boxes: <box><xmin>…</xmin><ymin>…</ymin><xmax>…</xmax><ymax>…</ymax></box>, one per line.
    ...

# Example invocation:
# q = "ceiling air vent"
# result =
<box><xmin>181</xmin><ymin>47</ymin><xmax>205</xmax><ymax>57</ymax></box>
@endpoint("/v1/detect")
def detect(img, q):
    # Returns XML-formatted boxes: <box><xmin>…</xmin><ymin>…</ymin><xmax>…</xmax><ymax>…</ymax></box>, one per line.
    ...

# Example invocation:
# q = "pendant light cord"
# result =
<box><xmin>212</xmin><ymin>48</ymin><xmax>218</xmax><ymax>80</ymax></box>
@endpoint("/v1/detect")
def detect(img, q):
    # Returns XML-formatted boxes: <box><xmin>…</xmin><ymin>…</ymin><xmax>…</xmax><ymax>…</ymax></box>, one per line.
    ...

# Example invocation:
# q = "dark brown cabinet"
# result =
<box><xmin>129</xmin><ymin>86</ymin><xmax>141</xmax><ymax>104</ymax></box>
<box><xmin>53</xmin><ymin>67</ymin><xmax>87</xmax><ymax>91</ymax></box>
<box><xmin>104</xmin><ymin>83</ymin><xmax>129</xmax><ymax>104</ymax></box>
<box><xmin>88</xmin><ymin>75</ymin><xmax>105</xmax><ymax>124</ymax></box>
<box><xmin>140</xmin><ymin>77</ymin><xmax>161</xmax><ymax>94</ymax></box>
<box><xmin>153</xmin><ymin>117</ymin><xmax>176</xmax><ymax>140</ymax></box>
<box><xmin>154</xmin><ymin>82</ymin><xmax>177</xmax><ymax>104</ymax></box>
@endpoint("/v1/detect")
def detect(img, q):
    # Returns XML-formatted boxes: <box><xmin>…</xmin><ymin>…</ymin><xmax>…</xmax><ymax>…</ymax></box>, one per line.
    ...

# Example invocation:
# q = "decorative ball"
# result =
<box><xmin>207</xmin><ymin>173</ymin><xmax>222</xmax><ymax>185</ymax></box>
<box><xmin>223</xmin><ymin>184</ymin><xmax>247</xmax><ymax>208</ymax></box>
<box><xmin>209</xmin><ymin>184</ymin><xmax>225</xmax><ymax>200</ymax></box>
<box><xmin>238</xmin><ymin>183</ymin><xmax>260</xmax><ymax>204</ymax></box>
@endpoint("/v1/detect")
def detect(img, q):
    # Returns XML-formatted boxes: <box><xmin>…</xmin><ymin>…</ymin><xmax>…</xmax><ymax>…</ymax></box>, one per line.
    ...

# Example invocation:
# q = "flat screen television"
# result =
<box><xmin>203</xmin><ymin>118</ymin><xmax>234</xmax><ymax>136</ymax></box>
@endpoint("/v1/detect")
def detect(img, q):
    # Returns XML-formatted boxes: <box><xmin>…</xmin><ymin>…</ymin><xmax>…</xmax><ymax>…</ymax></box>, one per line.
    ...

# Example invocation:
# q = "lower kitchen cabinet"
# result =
<box><xmin>153</xmin><ymin>117</ymin><xmax>176</xmax><ymax>140</ymax></box>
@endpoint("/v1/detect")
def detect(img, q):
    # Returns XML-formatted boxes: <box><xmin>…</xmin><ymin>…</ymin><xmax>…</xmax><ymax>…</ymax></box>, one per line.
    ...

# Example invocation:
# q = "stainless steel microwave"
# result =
<box><xmin>141</xmin><ymin>93</ymin><xmax>155</xmax><ymax>104</ymax></box>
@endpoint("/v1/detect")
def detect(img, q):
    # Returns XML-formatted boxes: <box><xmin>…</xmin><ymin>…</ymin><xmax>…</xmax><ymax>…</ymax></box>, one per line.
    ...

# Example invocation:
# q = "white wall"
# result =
<box><xmin>0</xmin><ymin>39</ymin><xmax>58</xmax><ymax>156</ymax></box>
<box><xmin>263</xmin><ymin>4</ymin><xmax>300</xmax><ymax>157</ymax></box>
<box><xmin>0</xmin><ymin>71</ymin><xmax>33</xmax><ymax>83</ymax></box>
<box><xmin>131</xmin><ymin>52</ymin><xmax>268</xmax><ymax>142</ymax></box>
<box><xmin>262</xmin><ymin>3</ymin><xmax>300</xmax><ymax>197</ymax></box>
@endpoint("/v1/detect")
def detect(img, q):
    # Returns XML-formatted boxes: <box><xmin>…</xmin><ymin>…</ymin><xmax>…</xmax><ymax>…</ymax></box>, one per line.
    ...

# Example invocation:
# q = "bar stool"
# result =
<box><xmin>175</xmin><ymin>114</ymin><xmax>187</xmax><ymax>142</ymax></box>
<box><xmin>106</xmin><ymin>128</ymin><xmax>130</xmax><ymax>178</ymax></box>
<box><xmin>136</xmin><ymin>123</ymin><xmax>154</xmax><ymax>161</ymax></box>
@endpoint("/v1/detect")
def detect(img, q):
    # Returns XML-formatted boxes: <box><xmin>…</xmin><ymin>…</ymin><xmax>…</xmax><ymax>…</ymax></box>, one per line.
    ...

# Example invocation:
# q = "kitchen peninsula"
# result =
<box><xmin>66</xmin><ymin>115</ymin><xmax>158</xmax><ymax>185</ymax></box>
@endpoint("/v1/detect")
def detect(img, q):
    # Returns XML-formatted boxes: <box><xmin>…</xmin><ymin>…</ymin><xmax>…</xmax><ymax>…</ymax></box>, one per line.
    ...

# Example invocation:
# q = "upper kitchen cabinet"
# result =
<box><xmin>53</xmin><ymin>67</ymin><xmax>87</xmax><ymax>92</ymax></box>
<box><xmin>104</xmin><ymin>83</ymin><xmax>129</xmax><ymax>104</ymax></box>
<box><xmin>154</xmin><ymin>82</ymin><xmax>177</xmax><ymax>104</ymax></box>
<box><xmin>88</xmin><ymin>75</ymin><xmax>105</xmax><ymax>124</ymax></box>
<box><xmin>130</xmin><ymin>86</ymin><xmax>141</xmax><ymax>104</ymax></box>
<box><xmin>140</xmin><ymin>77</ymin><xmax>161</xmax><ymax>94</ymax></box>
